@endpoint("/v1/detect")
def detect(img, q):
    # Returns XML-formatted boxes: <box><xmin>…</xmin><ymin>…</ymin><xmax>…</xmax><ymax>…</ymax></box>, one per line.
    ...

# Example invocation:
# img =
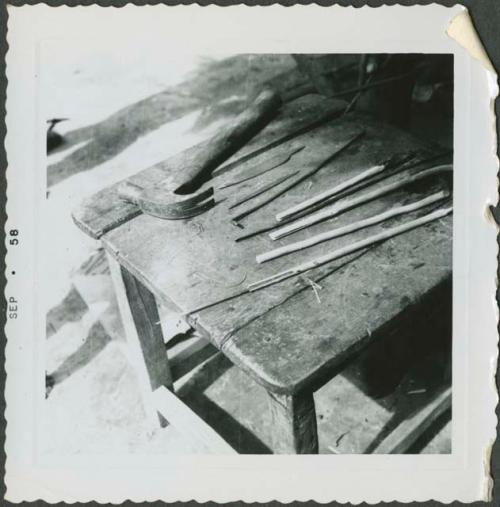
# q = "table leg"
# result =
<box><xmin>106</xmin><ymin>252</ymin><xmax>173</xmax><ymax>427</ymax></box>
<box><xmin>267</xmin><ymin>391</ymin><xmax>319</xmax><ymax>454</ymax></box>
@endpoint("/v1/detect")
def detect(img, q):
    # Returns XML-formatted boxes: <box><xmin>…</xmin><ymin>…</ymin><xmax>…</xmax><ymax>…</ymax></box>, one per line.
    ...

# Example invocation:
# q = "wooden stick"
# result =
<box><xmin>218</xmin><ymin>145</ymin><xmax>304</xmax><ymax>190</ymax></box>
<box><xmin>229</xmin><ymin>171</ymin><xmax>299</xmax><ymax>209</ymax></box>
<box><xmin>276</xmin><ymin>163</ymin><xmax>386</xmax><ymax>222</ymax></box>
<box><xmin>230</xmin><ymin>130</ymin><xmax>365</xmax><ymax>223</ymax></box>
<box><xmin>257</xmin><ymin>190</ymin><xmax>449</xmax><ymax>263</ymax></box>
<box><xmin>248</xmin><ymin>206</ymin><xmax>452</xmax><ymax>292</ymax></box>
<box><xmin>234</xmin><ymin>150</ymin><xmax>452</xmax><ymax>242</ymax></box>
<box><xmin>270</xmin><ymin>164</ymin><xmax>452</xmax><ymax>240</ymax></box>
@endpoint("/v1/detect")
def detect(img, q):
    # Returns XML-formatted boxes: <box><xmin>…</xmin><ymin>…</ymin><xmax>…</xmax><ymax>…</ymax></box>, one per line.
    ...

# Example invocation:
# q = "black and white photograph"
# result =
<box><xmin>45</xmin><ymin>49</ymin><xmax>455</xmax><ymax>455</ymax></box>
<box><xmin>4</xmin><ymin>4</ymin><xmax>497</xmax><ymax>503</ymax></box>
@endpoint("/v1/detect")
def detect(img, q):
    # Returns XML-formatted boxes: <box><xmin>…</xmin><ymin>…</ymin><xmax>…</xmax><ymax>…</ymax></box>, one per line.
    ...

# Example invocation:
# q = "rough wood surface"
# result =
<box><xmin>72</xmin><ymin>95</ymin><xmax>347</xmax><ymax>239</ymax></box>
<box><xmin>107</xmin><ymin>253</ymin><xmax>173</xmax><ymax>427</ymax></box>
<box><xmin>267</xmin><ymin>391</ymin><xmax>318</xmax><ymax>454</ymax></box>
<box><xmin>100</xmin><ymin>109</ymin><xmax>452</xmax><ymax>397</ymax></box>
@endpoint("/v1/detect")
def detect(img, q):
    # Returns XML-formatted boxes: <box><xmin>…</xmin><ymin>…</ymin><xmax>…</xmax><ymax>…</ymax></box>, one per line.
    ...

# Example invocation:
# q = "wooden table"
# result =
<box><xmin>73</xmin><ymin>95</ymin><xmax>452</xmax><ymax>454</ymax></box>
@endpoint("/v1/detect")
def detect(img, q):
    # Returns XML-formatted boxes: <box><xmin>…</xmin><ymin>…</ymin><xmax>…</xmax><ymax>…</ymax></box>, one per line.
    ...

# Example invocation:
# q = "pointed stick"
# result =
<box><xmin>229</xmin><ymin>171</ymin><xmax>299</xmax><ymax>209</ymax></box>
<box><xmin>234</xmin><ymin>150</ymin><xmax>452</xmax><ymax>242</ymax></box>
<box><xmin>276</xmin><ymin>163</ymin><xmax>386</xmax><ymax>222</ymax></box>
<box><xmin>270</xmin><ymin>164</ymin><xmax>452</xmax><ymax>240</ymax></box>
<box><xmin>257</xmin><ymin>190</ymin><xmax>449</xmax><ymax>263</ymax></box>
<box><xmin>218</xmin><ymin>145</ymin><xmax>305</xmax><ymax>190</ymax></box>
<box><xmin>248</xmin><ymin>206</ymin><xmax>453</xmax><ymax>292</ymax></box>
<box><xmin>230</xmin><ymin>130</ymin><xmax>365</xmax><ymax>224</ymax></box>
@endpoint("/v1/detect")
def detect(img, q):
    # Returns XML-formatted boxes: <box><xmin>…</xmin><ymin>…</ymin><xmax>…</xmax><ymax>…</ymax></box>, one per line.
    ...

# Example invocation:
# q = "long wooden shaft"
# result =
<box><xmin>234</xmin><ymin>150</ymin><xmax>452</xmax><ymax>242</ymax></box>
<box><xmin>229</xmin><ymin>171</ymin><xmax>299</xmax><ymax>209</ymax></box>
<box><xmin>248</xmin><ymin>206</ymin><xmax>452</xmax><ymax>292</ymax></box>
<box><xmin>276</xmin><ymin>163</ymin><xmax>386</xmax><ymax>222</ymax></box>
<box><xmin>257</xmin><ymin>190</ymin><xmax>449</xmax><ymax>264</ymax></box>
<box><xmin>218</xmin><ymin>145</ymin><xmax>304</xmax><ymax>190</ymax></box>
<box><xmin>270</xmin><ymin>164</ymin><xmax>452</xmax><ymax>240</ymax></box>
<box><xmin>174</xmin><ymin>89</ymin><xmax>282</xmax><ymax>194</ymax></box>
<box><xmin>230</xmin><ymin>130</ymin><xmax>365</xmax><ymax>223</ymax></box>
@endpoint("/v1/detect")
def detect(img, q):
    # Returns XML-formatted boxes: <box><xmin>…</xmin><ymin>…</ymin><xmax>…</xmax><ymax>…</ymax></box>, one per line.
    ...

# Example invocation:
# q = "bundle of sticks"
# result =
<box><xmin>225</xmin><ymin>141</ymin><xmax>452</xmax><ymax>292</ymax></box>
<box><xmin>186</xmin><ymin>144</ymin><xmax>452</xmax><ymax>315</ymax></box>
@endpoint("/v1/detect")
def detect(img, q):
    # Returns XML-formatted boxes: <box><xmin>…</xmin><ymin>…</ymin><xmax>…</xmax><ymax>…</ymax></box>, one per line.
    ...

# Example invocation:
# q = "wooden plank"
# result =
<box><xmin>72</xmin><ymin>95</ymin><xmax>347</xmax><ymax>239</ymax></box>
<box><xmin>101</xmin><ymin>111</ymin><xmax>452</xmax><ymax>397</ymax></box>
<box><xmin>169</xmin><ymin>336</ymin><xmax>218</xmax><ymax>382</ymax></box>
<box><xmin>267</xmin><ymin>391</ymin><xmax>318</xmax><ymax>454</ymax></box>
<box><xmin>153</xmin><ymin>386</ymin><xmax>237</xmax><ymax>454</ymax></box>
<box><xmin>106</xmin><ymin>252</ymin><xmax>173</xmax><ymax>427</ymax></box>
<box><xmin>371</xmin><ymin>387</ymin><xmax>452</xmax><ymax>454</ymax></box>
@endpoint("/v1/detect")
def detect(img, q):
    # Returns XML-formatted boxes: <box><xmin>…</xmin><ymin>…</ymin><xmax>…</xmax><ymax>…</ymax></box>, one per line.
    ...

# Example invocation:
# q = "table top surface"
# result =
<box><xmin>94</xmin><ymin>96</ymin><xmax>452</xmax><ymax>396</ymax></box>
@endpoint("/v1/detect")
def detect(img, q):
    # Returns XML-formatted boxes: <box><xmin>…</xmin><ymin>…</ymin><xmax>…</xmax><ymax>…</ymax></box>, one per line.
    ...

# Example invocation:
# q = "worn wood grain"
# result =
<box><xmin>100</xmin><ymin>110</ymin><xmax>452</xmax><ymax>397</ymax></box>
<box><xmin>107</xmin><ymin>253</ymin><xmax>173</xmax><ymax>427</ymax></box>
<box><xmin>267</xmin><ymin>391</ymin><xmax>318</xmax><ymax>454</ymax></box>
<box><xmin>72</xmin><ymin>95</ymin><xmax>347</xmax><ymax>239</ymax></box>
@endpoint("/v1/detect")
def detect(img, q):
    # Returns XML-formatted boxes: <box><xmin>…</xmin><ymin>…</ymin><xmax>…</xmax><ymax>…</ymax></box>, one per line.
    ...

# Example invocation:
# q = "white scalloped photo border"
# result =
<box><xmin>4</xmin><ymin>4</ymin><xmax>498</xmax><ymax>503</ymax></box>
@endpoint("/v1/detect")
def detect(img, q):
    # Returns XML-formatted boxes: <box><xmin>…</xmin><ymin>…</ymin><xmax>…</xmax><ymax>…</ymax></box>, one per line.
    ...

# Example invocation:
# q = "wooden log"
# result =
<box><xmin>270</xmin><ymin>164</ymin><xmax>452</xmax><ymax>240</ymax></box>
<box><xmin>106</xmin><ymin>252</ymin><xmax>173</xmax><ymax>428</ymax></box>
<box><xmin>371</xmin><ymin>387</ymin><xmax>451</xmax><ymax>454</ymax></box>
<box><xmin>257</xmin><ymin>190</ymin><xmax>448</xmax><ymax>263</ymax></box>
<box><xmin>249</xmin><ymin>206</ymin><xmax>452</xmax><ymax>292</ymax></box>
<box><xmin>267</xmin><ymin>390</ymin><xmax>319</xmax><ymax>454</ymax></box>
<box><xmin>153</xmin><ymin>386</ymin><xmax>237</xmax><ymax>454</ymax></box>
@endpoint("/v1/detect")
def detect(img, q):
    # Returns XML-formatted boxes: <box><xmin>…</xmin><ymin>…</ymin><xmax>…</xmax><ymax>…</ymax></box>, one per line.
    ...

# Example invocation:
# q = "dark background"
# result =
<box><xmin>1</xmin><ymin>0</ymin><xmax>498</xmax><ymax>506</ymax></box>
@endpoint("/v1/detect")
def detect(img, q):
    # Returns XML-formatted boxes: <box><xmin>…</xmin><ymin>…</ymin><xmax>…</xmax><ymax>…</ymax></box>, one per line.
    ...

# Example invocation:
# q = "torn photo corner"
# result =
<box><xmin>4</xmin><ymin>3</ymin><xmax>498</xmax><ymax>504</ymax></box>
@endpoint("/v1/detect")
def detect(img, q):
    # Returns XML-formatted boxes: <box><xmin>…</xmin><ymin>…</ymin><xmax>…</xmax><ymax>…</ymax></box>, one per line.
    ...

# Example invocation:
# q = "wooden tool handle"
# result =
<box><xmin>117</xmin><ymin>181</ymin><xmax>144</xmax><ymax>204</ymax></box>
<box><xmin>174</xmin><ymin>89</ymin><xmax>282</xmax><ymax>195</ymax></box>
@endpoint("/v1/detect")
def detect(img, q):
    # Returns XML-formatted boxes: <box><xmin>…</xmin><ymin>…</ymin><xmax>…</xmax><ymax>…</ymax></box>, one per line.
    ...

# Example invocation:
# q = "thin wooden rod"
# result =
<box><xmin>229</xmin><ymin>171</ymin><xmax>299</xmax><ymax>209</ymax></box>
<box><xmin>230</xmin><ymin>130</ymin><xmax>365</xmax><ymax>224</ymax></box>
<box><xmin>270</xmin><ymin>164</ymin><xmax>452</xmax><ymax>240</ymax></box>
<box><xmin>218</xmin><ymin>145</ymin><xmax>304</xmax><ymax>190</ymax></box>
<box><xmin>276</xmin><ymin>163</ymin><xmax>386</xmax><ymax>222</ymax></box>
<box><xmin>257</xmin><ymin>190</ymin><xmax>449</xmax><ymax>264</ymax></box>
<box><xmin>233</xmin><ymin>150</ymin><xmax>452</xmax><ymax>242</ymax></box>
<box><xmin>248</xmin><ymin>206</ymin><xmax>453</xmax><ymax>292</ymax></box>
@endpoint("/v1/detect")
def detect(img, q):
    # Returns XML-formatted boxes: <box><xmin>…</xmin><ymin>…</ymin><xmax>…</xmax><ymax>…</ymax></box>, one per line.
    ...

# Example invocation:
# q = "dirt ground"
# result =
<box><xmin>44</xmin><ymin>48</ymin><xmax>452</xmax><ymax>455</ymax></box>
